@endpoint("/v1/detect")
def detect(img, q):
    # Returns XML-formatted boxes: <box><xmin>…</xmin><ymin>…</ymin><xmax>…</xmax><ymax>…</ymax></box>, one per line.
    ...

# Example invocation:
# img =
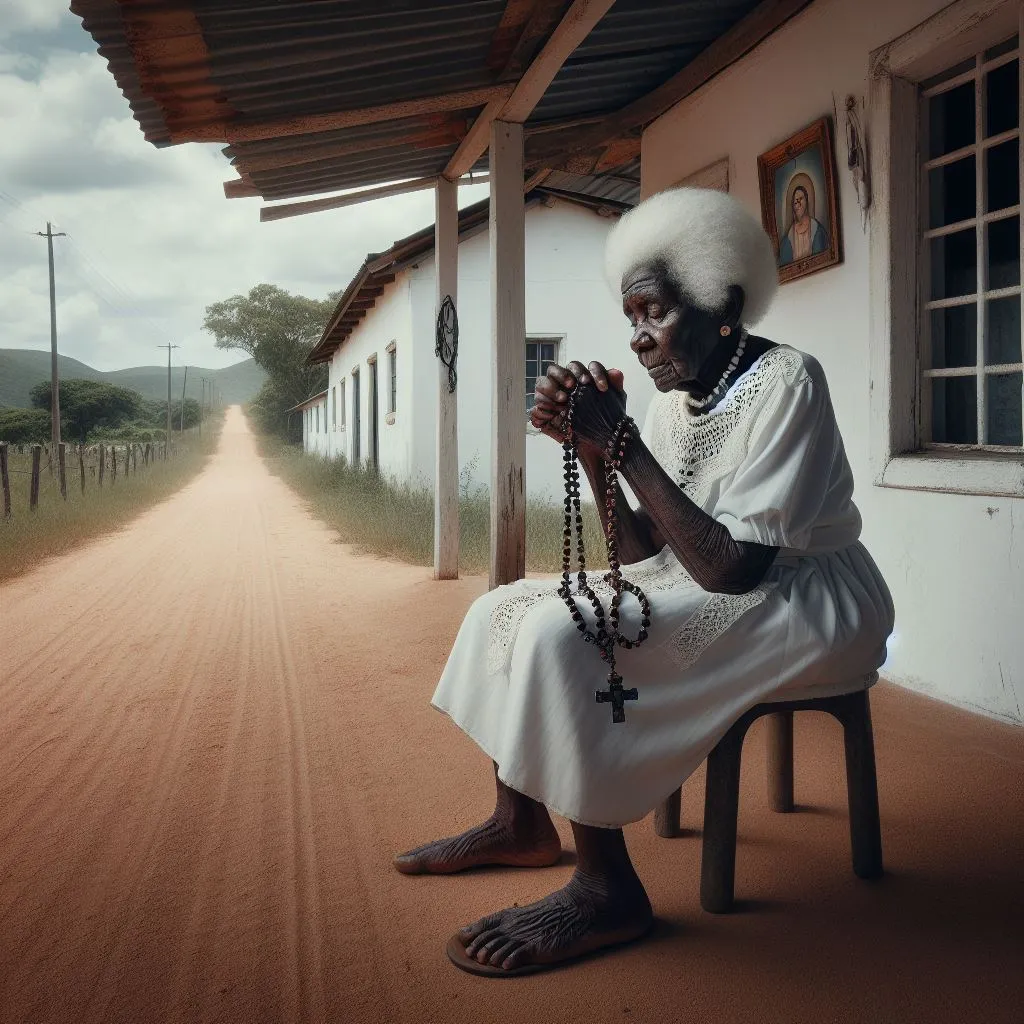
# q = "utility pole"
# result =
<box><xmin>36</xmin><ymin>222</ymin><xmax>67</xmax><ymax>446</ymax></box>
<box><xmin>180</xmin><ymin>365</ymin><xmax>188</xmax><ymax>432</ymax></box>
<box><xmin>157</xmin><ymin>343</ymin><xmax>179</xmax><ymax>458</ymax></box>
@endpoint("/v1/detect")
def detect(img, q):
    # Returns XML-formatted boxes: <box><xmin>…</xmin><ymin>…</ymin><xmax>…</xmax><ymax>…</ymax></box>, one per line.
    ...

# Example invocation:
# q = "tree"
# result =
<box><xmin>203</xmin><ymin>284</ymin><xmax>335</xmax><ymax>435</ymax></box>
<box><xmin>29</xmin><ymin>379</ymin><xmax>142</xmax><ymax>444</ymax></box>
<box><xmin>0</xmin><ymin>408</ymin><xmax>51</xmax><ymax>444</ymax></box>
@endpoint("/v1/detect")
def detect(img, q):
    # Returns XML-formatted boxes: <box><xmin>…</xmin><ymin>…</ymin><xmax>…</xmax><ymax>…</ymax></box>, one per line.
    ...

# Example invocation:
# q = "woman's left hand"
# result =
<box><xmin>561</xmin><ymin>361</ymin><xmax>628</xmax><ymax>458</ymax></box>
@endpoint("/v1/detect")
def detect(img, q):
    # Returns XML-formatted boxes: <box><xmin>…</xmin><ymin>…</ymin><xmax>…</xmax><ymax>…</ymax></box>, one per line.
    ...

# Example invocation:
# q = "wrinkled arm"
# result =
<box><xmin>618</xmin><ymin>438</ymin><xmax>777</xmax><ymax>595</ymax></box>
<box><xmin>577</xmin><ymin>450</ymin><xmax>663</xmax><ymax>565</ymax></box>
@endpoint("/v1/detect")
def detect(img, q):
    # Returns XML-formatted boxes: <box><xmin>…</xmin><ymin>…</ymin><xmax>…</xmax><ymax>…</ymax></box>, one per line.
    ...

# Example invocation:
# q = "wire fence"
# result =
<box><xmin>0</xmin><ymin>431</ymin><xmax>203</xmax><ymax>519</ymax></box>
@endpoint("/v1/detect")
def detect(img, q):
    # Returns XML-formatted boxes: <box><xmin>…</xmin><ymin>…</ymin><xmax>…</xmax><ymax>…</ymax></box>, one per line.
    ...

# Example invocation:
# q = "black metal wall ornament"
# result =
<box><xmin>435</xmin><ymin>294</ymin><xmax>458</xmax><ymax>393</ymax></box>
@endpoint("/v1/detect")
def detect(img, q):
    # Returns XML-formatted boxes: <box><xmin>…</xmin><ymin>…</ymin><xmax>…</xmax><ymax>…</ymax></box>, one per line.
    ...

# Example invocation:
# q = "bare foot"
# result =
<box><xmin>393</xmin><ymin>814</ymin><xmax>561</xmax><ymax>875</ymax></box>
<box><xmin>456</xmin><ymin>869</ymin><xmax>653</xmax><ymax>972</ymax></box>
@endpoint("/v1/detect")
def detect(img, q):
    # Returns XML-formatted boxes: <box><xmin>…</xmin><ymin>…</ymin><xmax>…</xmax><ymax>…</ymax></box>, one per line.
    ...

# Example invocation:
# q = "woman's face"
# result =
<box><xmin>621</xmin><ymin>265</ymin><xmax>721</xmax><ymax>393</ymax></box>
<box><xmin>792</xmin><ymin>188</ymin><xmax>808</xmax><ymax>221</ymax></box>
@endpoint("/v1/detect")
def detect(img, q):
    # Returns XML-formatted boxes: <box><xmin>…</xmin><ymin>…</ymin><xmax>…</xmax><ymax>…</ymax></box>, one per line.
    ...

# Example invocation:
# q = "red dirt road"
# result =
<box><xmin>1</xmin><ymin>408</ymin><xmax>1022</xmax><ymax>1024</ymax></box>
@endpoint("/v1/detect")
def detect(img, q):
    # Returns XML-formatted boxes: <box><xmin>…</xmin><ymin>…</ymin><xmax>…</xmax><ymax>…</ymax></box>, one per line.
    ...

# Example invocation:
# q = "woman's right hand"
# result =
<box><xmin>530</xmin><ymin>360</ymin><xmax>624</xmax><ymax>445</ymax></box>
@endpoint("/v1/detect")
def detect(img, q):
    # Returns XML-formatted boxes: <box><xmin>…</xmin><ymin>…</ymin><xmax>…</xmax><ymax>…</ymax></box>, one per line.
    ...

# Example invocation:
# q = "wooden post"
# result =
<box><xmin>57</xmin><ymin>442</ymin><xmax>67</xmax><ymax>500</ymax></box>
<box><xmin>488</xmin><ymin>120</ymin><xmax>527</xmax><ymax>589</ymax></box>
<box><xmin>46</xmin><ymin>443</ymin><xmax>53</xmax><ymax>477</ymax></box>
<box><xmin>78</xmin><ymin>444</ymin><xmax>86</xmax><ymax>494</ymax></box>
<box><xmin>0</xmin><ymin>442</ymin><xmax>10</xmax><ymax>518</ymax></box>
<box><xmin>30</xmin><ymin>445</ymin><xmax>41</xmax><ymax>510</ymax></box>
<box><xmin>434</xmin><ymin>175</ymin><xmax>460</xmax><ymax>580</ymax></box>
<box><xmin>98</xmin><ymin>444</ymin><xmax>105</xmax><ymax>487</ymax></box>
<box><xmin>111</xmin><ymin>444</ymin><xmax>117</xmax><ymax>485</ymax></box>
<box><xmin>766</xmin><ymin>711</ymin><xmax>795</xmax><ymax>812</ymax></box>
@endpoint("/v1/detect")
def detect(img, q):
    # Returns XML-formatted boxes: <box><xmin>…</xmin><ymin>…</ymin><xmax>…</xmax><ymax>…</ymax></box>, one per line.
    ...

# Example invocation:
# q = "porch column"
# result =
<box><xmin>489</xmin><ymin>120</ymin><xmax>526</xmax><ymax>589</ymax></box>
<box><xmin>434</xmin><ymin>176</ymin><xmax>459</xmax><ymax>580</ymax></box>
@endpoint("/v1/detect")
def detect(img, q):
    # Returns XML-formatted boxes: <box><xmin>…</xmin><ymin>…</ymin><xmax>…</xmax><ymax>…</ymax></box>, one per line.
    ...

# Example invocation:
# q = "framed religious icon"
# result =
<box><xmin>757</xmin><ymin>117</ymin><xmax>842</xmax><ymax>284</ymax></box>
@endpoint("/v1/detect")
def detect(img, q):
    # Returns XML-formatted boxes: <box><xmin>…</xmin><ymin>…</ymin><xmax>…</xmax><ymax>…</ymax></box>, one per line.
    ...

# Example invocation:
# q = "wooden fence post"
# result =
<box><xmin>30</xmin><ymin>444</ymin><xmax>41</xmax><ymax>510</ymax></box>
<box><xmin>57</xmin><ymin>442</ymin><xmax>67</xmax><ymax>500</ymax></box>
<box><xmin>0</xmin><ymin>442</ymin><xmax>10</xmax><ymax>519</ymax></box>
<box><xmin>144</xmin><ymin>443</ymin><xmax>150</xmax><ymax>466</ymax></box>
<box><xmin>78</xmin><ymin>444</ymin><xmax>86</xmax><ymax>494</ymax></box>
<box><xmin>111</xmin><ymin>445</ymin><xmax>117</xmax><ymax>485</ymax></box>
<box><xmin>98</xmin><ymin>445</ymin><xmax>106</xmax><ymax>487</ymax></box>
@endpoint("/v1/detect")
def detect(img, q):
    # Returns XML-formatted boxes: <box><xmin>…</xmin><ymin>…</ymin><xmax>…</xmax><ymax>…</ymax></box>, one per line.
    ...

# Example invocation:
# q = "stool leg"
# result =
<box><xmin>700</xmin><ymin>719</ymin><xmax>748</xmax><ymax>913</ymax></box>
<box><xmin>836</xmin><ymin>690</ymin><xmax>883</xmax><ymax>880</ymax></box>
<box><xmin>766</xmin><ymin>711</ymin><xmax>794</xmax><ymax>812</ymax></box>
<box><xmin>654</xmin><ymin>788</ymin><xmax>682</xmax><ymax>838</ymax></box>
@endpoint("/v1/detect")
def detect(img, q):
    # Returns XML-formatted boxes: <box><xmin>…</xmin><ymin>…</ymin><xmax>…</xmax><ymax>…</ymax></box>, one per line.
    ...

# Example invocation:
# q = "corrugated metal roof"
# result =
<box><xmin>71</xmin><ymin>0</ymin><xmax>777</xmax><ymax>203</ymax></box>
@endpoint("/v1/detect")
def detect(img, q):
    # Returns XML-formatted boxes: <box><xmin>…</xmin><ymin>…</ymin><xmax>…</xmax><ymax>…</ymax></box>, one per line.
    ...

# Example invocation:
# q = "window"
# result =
<box><xmin>315</xmin><ymin>403</ymin><xmax>319</xmax><ymax>433</ymax></box>
<box><xmin>387</xmin><ymin>343</ymin><xmax>397</xmax><ymax>415</ymax></box>
<box><xmin>332</xmin><ymin>386</ymin><xmax>337</xmax><ymax>429</ymax></box>
<box><xmin>922</xmin><ymin>37</ymin><xmax>1023</xmax><ymax>448</ymax></box>
<box><xmin>525</xmin><ymin>338</ymin><xmax>560</xmax><ymax>412</ymax></box>
<box><xmin>869</xmin><ymin>0</ymin><xmax>1024</xmax><ymax>496</ymax></box>
<box><xmin>340</xmin><ymin>378</ymin><xmax>347</xmax><ymax>427</ymax></box>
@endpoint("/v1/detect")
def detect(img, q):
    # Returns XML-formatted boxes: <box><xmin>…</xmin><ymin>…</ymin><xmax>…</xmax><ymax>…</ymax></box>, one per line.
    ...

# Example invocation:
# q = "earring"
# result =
<box><xmin>719</xmin><ymin>324</ymin><xmax>732</xmax><ymax>337</ymax></box>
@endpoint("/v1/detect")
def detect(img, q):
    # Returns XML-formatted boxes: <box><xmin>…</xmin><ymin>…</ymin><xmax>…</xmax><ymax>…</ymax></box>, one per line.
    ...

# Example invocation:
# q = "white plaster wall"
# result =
<box><xmin>299</xmin><ymin>398</ymin><xmax>330</xmax><ymax>457</ymax></box>
<box><xmin>412</xmin><ymin>199</ymin><xmax>657</xmax><ymax>500</ymax></box>
<box><xmin>326</xmin><ymin>275</ymin><xmax>415</xmax><ymax>480</ymax></box>
<box><xmin>641</xmin><ymin>0</ymin><xmax>1023</xmax><ymax>722</ymax></box>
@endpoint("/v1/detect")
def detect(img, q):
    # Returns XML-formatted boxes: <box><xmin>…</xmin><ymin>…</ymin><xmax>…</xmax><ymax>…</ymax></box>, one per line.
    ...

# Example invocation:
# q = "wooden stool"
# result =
<box><xmin>653</xmin><ymin>679</ymin><xmax>883</xmax><ymax>914</ymax></box>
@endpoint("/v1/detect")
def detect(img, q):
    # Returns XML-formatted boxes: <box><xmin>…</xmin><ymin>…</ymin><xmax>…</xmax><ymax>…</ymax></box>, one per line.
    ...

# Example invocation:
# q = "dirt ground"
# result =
<box><xmin>1</xmin><ymin>407</ymin><xmax>1022</xmax><ymax>1024</ymax></box>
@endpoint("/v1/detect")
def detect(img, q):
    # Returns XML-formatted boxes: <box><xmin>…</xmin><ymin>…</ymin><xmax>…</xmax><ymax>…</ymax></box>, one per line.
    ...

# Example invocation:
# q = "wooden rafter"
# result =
<box><xmin>175</xmin><ymin>84</ymin><xmax>513</xmax><ymax>145</ymax></box>
<box><xmin>443</xmin><ymin>0</ymin><xmax>614</xmax><ymax>180</ymax></box>
<box><xmin>526</xmin><ymin>0</ymin><xmax>817</xmax><ymax>171</ymax></box>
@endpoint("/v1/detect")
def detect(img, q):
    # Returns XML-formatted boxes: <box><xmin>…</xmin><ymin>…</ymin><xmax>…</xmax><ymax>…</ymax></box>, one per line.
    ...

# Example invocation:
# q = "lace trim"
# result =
<box><xmin>484</xmin><ymin>556</ymin><xmax>702</xmax><ymax>677</ymax></box>
<box><xmin>660</xmin><ymin>585</ymin><xmax>771</xmax><ymax>672</ymax></box>
<box><xmin>649</xmin><ymin>346</ymin><xmax>806</xmax><ymax>510</ymax></box>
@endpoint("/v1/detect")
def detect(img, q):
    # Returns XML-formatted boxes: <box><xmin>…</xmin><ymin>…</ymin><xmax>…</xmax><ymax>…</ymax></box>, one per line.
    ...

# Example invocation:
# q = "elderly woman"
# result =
<box><xmin>395</xmin><ymin>188</ymin><xmax>894</xmax><ymax>976</ymax></box>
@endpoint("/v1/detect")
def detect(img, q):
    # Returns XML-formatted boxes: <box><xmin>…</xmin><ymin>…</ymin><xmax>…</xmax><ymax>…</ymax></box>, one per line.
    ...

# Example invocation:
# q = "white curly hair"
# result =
<box><xmin>605</xmin><ymin>187</ymin><xmax>778</xmax><ymax>326</ymax></box>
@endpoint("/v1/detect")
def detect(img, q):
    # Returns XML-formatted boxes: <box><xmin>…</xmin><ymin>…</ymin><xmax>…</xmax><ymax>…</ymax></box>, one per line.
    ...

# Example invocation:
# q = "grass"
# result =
<box><xmin>0</xmin><ymin>416</ymin><xmax>223</xmax><ymax>583</ymax></box>
<box><xmin>258</xmin><ymin>435</ymin><xmax>607</xmax><ymax>575</ymax></box>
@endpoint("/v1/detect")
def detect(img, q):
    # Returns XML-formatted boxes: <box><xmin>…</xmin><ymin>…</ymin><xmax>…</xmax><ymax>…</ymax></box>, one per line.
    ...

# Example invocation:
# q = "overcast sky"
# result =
<box><xmin>0</xmin><ymin>0</ymin><xmax>488</xmax><ymax>371</ymax></box>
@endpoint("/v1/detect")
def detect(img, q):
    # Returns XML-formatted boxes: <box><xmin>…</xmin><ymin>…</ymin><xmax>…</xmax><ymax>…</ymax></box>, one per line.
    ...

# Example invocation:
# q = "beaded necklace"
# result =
<box><xmin>558</xmin><ymin>386</ymin><xmax>652</xmax><ymax>723</ymax></box>
<box><xmin>685</xmin><ymin>331</ymin><xmax>748</xmax><ymax>411</ymax></box>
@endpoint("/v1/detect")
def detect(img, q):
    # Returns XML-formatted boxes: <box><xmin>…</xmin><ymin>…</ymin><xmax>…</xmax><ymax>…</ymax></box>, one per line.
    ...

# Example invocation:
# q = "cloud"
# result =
<box><xmin>0</xmin><ymin>7</ymin><xmax>489</xmax><ymax>375</ymax></box>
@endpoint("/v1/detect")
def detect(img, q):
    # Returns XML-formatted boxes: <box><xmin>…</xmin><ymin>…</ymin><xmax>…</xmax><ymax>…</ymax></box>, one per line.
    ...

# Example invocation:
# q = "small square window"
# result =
<box><xmin>525</xmin><ymin>338</ymin><xmax>561</xmax><ymax>412</ymax></box>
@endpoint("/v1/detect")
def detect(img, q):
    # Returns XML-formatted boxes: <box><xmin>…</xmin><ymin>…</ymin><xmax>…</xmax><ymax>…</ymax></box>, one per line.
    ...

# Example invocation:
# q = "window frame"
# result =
<box><xmin>339</xmin><ymin>377</ymin><xmax>347</xmax><ymax>429</ymax></box>
<box><xmin>332</xmin><ymin>385</ymin><xmax>337</xmax><ymax>430</ymax></box>
<box><xmin>869</xmin><ymin>0</ymin><xmax>1024</xmax><ymax>497</ymax></box>
<box><xmin>525</xmin><ymin>335</ymin><xmax>563</xmax><ymax>415</ymax></box>
<box><xmin>386</xmin><ymin>341</ymin><xmax>397</xmax><ymax>419</ymax></box>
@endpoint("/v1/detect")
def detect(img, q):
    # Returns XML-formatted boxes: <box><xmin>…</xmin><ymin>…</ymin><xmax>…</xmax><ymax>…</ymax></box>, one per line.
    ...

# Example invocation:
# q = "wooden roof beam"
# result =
<box><xmin>260</xmin><ymin>174</ymin><xmax>488</xmax><ymax>223</ymax></box>
<box><xmin>443</xmin><ymin>0</ymin><xmax>614</xmax><ymax>180</ymax></box>
<box><xmin>175</xmin><ymin>84</ymin><xmax>513</xmax><ymax>145</ymax></box>
<box><xmin>526</xmin><ymin>0</ymin><xmax>816</xmax><ymax>171</ymax></box>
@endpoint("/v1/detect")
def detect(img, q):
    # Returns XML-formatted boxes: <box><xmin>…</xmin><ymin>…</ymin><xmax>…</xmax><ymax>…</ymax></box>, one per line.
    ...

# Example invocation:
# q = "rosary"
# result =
<box><xmin>558</xmin><ymin>386</ymin><xmax>652</xmax><ymax>723</ymax></box>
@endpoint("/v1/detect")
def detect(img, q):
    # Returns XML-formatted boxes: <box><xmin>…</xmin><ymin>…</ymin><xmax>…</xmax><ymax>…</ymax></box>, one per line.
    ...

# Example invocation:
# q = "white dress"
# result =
<box><xmin>432</xmin><ymin>346</ymin><xmax>894</xmax><ymax>828</ymax></box>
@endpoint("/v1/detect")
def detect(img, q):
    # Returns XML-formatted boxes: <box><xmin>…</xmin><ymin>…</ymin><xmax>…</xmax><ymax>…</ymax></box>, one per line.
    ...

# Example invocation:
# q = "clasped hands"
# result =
<box><xmin>531</xmin><ymin>360</ymin><xmax>628</xmax><ymax>460</ymax></box>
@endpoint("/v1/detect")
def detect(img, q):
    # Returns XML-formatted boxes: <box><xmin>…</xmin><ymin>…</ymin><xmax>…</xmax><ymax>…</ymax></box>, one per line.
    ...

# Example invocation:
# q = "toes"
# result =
<box><xmin>466</xmin><ymin>927</ymin><xmax>502</xmax><ymax>959</ymax></box>
<box><xmin>487</xmin><ymin>939</ymin><xmax>520</xmax><ymax>967</ymax></box>
<box><xmin>473</xmin><ymin>935</ymin><xmax>508</xmax><ymax>964</ymax></box>
<box><xmin>502</xmin><ymin>944</ymin><xmax>536</xmax><ymax>971</ymax></box>
<box><xmin>459</xmin><ymin>912</ymin><xmax>500</xmax><ymax>946</ymax></box>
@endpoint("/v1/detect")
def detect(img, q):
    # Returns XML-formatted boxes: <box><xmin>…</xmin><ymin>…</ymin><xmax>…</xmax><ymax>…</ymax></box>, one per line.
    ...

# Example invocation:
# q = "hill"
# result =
<box><xmin>0</xmin><ymin>349</ymin><xmax>266</xmax><ymax>409</ymax></box>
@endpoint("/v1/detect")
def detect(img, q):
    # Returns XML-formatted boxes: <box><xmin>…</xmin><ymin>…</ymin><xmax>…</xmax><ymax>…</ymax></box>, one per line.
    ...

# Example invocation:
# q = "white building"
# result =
<box><xmin>638</xmin><ymin>0</ymin><xmax>1023</xmax><ymax>723</ymax></box>
<box><xmin>304</xmin><ymin>188</ymin><xmax>655</xmax><ymax>501</ymax></box>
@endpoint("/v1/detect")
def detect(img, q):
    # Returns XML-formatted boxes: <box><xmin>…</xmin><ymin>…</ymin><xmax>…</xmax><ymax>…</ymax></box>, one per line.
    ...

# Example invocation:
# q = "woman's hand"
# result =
<box><xmin>531</xmin><ymin>360</ymin><xmax>626</xmax><ymax>454</ymax></box>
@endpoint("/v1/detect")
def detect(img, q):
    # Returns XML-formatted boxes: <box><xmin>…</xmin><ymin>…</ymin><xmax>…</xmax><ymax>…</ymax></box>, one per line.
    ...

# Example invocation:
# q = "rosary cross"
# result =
<box><xmin>595</xmin><ymin>672</ymin><xmax>638</xmax><ymax>724</ymax></box>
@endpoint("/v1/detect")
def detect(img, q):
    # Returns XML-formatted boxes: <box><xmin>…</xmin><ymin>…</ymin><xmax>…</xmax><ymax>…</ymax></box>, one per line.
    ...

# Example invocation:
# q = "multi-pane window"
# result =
<box><xmin>388</xmin><ymin>345</ymin><xmax>397</xmax><ymax>415</ymax></box>
<box><xmin>332</xmin><ymin>386</ymin><xmax>337</xmax><ymax>429</ymax></box>
<box><xmin>525</xmin><ymin>338</ymin><xmax>560</xmax><ymax>412</ymax></box>
<box><xmin>922</xmin><ymin>35</ymin><xmax>1023</xmax><ymax>449</ymax></box>
<box><xmin>340</xmin><ymin>378</ymin><xmax>346</xmax><ymax>427</ymax></box>
<box><xmin>315</xmin><ymin>404</ymin><xmax>319</xmax><ymax>433</ymax></box>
